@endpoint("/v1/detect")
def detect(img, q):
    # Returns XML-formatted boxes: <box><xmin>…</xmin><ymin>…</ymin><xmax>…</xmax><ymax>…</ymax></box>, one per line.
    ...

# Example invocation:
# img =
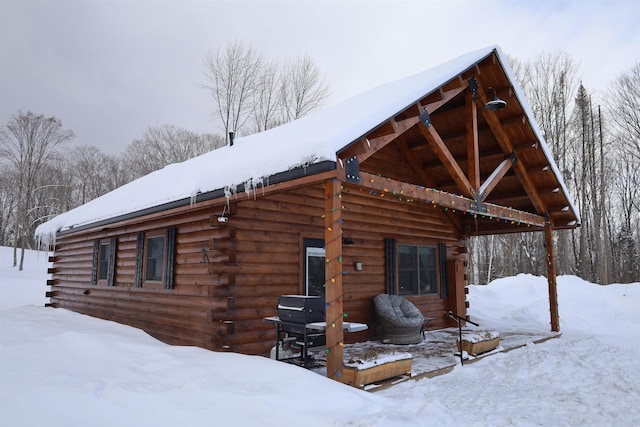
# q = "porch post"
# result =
<box><xmin>324</xmin><ymin>179</ymin><xmax>345</xmax><ymax>380</ymax></box>
<box><xmin>544</xmin><ymin>221</ymin><xmax>560</xmax><ymax>332</ymax></box>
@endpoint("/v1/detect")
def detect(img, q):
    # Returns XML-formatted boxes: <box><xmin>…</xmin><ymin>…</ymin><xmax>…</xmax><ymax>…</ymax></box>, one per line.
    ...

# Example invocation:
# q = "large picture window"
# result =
<box><xmin>398</xmin><ymin>244</ymin><xmax>437</xmax><ymax>295</ymax></box>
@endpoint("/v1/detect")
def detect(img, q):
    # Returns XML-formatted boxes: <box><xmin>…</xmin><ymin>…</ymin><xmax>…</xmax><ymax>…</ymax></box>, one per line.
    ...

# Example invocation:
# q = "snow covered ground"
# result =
<box><xmin>1</xmin><ymin>246</ymin><xmax>639</xmax><ymax>426</ymax></box>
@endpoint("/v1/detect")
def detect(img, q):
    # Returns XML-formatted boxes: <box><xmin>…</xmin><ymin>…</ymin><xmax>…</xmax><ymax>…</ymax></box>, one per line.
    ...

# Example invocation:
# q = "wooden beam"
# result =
<box><xmin>339</xmin><ymin>80</ymin><xmax>469</xmax><ymax>164</ymax></box>
<box><xmin>477</xmin><ymin>156</ymin><xmax>513</xmax><ymax>201</ymax></box>
<box><xmin>418</xmin><ymin>122</ymin><xmax>474</xmax><ymax>199</ymax></box>
<box><xmin>339</xmin><ymin>116</ymin><xmax>419</xmax><ymax>164</ymax></box>
<box><xmin>397</xmin><ymin>140</ymin><xmax>437</xmax><ymax>187</ymax></box>
<box><xmin>476</xmin><ymin>86</ymin><xmax>547</xmax><ymax>215</ymax></box>
<box><xmin>419</xmin><ymin>83</ymin><xmax>468</xmax><ymax>113</ymax></box>
<box><xmin>367</xmin><ymin>119</ymin><xmax>398</xmax><ymax>140</ymax></box>
<box><xmin>359</xmin><ymin>171</ymin><xmax>546</xmax><ymax>228</ymax></box>
<box><xmin>466</xmin><ymin>90</ymin><xmax>480</xmax><ymax>191</ymax></box>
<box><xmin>501</xmin><ymin>115</ymin><xmax>527</xmax><ymax>128</ymax></box>
<box><xmin>324</xmin><ymin>179</ymin><xmax>345</xmax><ymax>381</ymax></box>
<box><xmin>544</xmin><ymin>222</ymin><xmax>560</xmax><ymax>332</ymax></box>
<box><xmin>397</xmin><ymin>140</ymin><xmax>463</xmax><ymax>232</ymax></box>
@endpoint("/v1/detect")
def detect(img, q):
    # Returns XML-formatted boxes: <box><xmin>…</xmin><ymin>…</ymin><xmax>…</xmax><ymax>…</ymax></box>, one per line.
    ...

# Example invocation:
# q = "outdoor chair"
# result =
<box><xmin>373</xmin><ymin>294</ymin><xmax>424</xmax><ymax>345</ymax></box>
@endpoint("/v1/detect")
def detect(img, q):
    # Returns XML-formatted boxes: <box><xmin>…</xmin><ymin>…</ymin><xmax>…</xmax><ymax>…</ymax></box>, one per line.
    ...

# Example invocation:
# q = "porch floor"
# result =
<box><xmin>306</xmin><ymin>328</ymin><xmax>561</xmax><ymax>391</ymax></box>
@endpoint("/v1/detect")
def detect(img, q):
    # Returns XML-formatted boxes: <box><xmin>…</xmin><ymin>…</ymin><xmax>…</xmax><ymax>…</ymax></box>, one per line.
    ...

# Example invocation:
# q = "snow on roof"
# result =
<box><xmin>35</xmin><ymin>45</ymin><xmax>577</xmax><ymax>242</ymax></box>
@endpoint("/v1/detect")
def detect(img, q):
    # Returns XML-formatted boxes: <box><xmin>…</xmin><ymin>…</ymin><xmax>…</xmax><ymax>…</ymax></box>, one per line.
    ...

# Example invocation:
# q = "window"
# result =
<box><xmin>398</xmin><ymin>244</ymin><xmax>437</xmax><ymax>295</ymax></box>
<box><xmin>145</xmin><ymin>235</ymin><xmax>165</xmax><ymax>282</ymax></box>
<box><xmin>91</xmin><ymin>237</ymin><xmax>117</xmax><ymax>287</ymax></box>
<box><xmin>303</xmin><ymin>238</ymin><xmax>325</xmax><ymax>297</ymax></box>
<box><xmin>134</xmin><ymin>228</ymin><xmax>176</xmax><ymax>289</ymax></box>
<box><xmin>97</xmin><ymin>242</ymin><xmax>110</xmax><ymax>281</ymax></box>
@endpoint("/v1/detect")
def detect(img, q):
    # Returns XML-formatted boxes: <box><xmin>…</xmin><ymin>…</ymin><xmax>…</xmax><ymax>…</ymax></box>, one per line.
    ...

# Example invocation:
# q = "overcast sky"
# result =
<box><xmin>1</xmin><ymin>0</ymin><xmax>638</xmax><ymax>155</ymax></box>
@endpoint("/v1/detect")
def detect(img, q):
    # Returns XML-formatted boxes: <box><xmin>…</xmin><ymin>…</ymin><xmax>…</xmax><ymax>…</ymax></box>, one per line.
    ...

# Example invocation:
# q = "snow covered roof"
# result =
<box><xmin>35</xmin><ymin>45</ymin><xmax>578</xmax><ymax>241</ymax></box>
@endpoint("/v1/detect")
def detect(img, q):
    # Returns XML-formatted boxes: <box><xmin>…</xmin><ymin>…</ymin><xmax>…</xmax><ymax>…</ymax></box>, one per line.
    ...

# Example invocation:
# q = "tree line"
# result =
<box><xmin>1</xmin><ymin>44</ymin><xmax>638</xmax><ymax>284</ymax></box>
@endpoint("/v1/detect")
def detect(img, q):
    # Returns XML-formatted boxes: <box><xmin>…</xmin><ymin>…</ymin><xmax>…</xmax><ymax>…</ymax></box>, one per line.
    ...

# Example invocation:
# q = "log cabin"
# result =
<box><xmin>36</xmin><ymin>46</ymin><xmax>579</xmax><ymax>381</ymax></box>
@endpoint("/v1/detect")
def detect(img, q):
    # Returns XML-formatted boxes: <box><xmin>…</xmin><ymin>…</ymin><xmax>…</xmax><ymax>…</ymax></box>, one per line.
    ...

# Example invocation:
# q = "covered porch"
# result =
<box><xmin>319</xmin><ymin>48</ymin><xmax>579</xmax><ymax>383</ymax></box>
<box><xmin>310</xmin><ymin>326</ymin><xmax>561</xmax><ymax>391</ymax></box>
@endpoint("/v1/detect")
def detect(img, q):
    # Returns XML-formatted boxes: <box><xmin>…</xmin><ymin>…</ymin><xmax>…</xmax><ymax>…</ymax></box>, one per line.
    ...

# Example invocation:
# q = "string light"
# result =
<box><xmin>361</xmin><ymin>173</ymin><xmax>543</xmax><ymax>228</ymax></box>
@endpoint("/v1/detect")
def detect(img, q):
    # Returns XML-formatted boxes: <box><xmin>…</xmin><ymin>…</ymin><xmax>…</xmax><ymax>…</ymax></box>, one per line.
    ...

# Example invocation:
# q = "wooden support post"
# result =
<box><xmin>324</xmin><ymin>179</ymin><xmax>345</xmax><ymax>381</ymax></box>
<box><xmin>544</xmin><ymin>222</ymin><xmax>560</xmax><ymax>332</ymax></box>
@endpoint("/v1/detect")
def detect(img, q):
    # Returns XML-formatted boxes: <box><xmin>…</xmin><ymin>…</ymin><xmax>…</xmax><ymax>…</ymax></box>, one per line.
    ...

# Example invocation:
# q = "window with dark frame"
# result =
<box><xmin>92</xmin><ymin>237</ymin><xmax>117</xmax><ymax>287</ymax></box>
<box><xmin>398</xmin><ymin>244</ymin><xmax>437</xmax><ymax>296</ymax></box>
<box><xmin>97</xmin><ymin>242</ymin><xmax>110</xmax><ymax>281</ymax></box>
<box><xmin>134</xmin><ymin>228</ymin><xmax>176</xmax><ymax>289</ymax></box>
<box><xmin>145</xmin><ymin>235</ymin><xmax>165</xmax><ymax>282</ymax></box>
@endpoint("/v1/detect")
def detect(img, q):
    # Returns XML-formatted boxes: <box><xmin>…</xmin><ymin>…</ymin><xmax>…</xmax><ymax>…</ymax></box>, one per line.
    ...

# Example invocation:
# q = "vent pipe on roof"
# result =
<box><xmin>229</xmin><ymin>131</ymin><xmax>235</xmax><ymax>146</ymax></box>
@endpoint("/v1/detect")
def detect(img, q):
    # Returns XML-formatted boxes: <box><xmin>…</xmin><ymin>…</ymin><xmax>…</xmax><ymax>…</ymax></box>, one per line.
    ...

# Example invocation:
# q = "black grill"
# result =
<box><xmin>276</xmin><ymin>295</ymin><xmax>326</xmax><ymax>363</ymax></box>
<box><xmin>277</xmin><ymin>295</ymin><xmax>325</xmax><ymax>323</ymax></box>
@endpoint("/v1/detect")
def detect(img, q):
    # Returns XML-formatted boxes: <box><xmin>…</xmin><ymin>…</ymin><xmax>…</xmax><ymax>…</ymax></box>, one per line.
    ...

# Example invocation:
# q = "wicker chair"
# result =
<box><xmin>373</xmin><ymin>294</ymin><xmax>424</xmax><ymax>345</ymax></box>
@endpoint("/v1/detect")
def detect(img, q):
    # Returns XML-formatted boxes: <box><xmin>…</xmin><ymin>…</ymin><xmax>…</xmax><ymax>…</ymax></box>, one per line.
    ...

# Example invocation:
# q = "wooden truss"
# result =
<box><xmin>337</xmin><ymin>76</ymin><xmax>548</xmax><ymax>229</ymax></box>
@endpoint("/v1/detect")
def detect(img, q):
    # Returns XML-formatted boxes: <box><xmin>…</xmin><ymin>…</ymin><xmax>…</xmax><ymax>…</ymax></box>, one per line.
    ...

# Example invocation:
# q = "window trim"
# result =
<box><xmin>91</xmin><ymin>237</ymin><xmax>117</xmax><ymax>287</ymax></box>
<box><xmin>97</xmin><ymin>242</ymin><xmax>110</xmax><ymax>281</ymax></box>
<box><xmin>135</xmin><ymin>228</ymin><xmax>176</xmax><ymax>290</ymax></box>
<box><xmin>143</xmin><ymin>233</ymin><xmax>166</xmax><ymax>284</ymax></box>
<box><xmin>302</xmin><ymin>237</ymin><xmax>325</xmax><ymax>297</ymax></box>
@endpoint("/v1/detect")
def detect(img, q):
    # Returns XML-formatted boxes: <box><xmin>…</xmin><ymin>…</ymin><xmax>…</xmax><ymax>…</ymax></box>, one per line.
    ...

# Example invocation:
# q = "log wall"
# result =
<box><xmin>48</xmin><ymin>207</ymin><xmax>233</xmax><ymax>350</ymax></box>
<box><xmin>48</xmin><ymin>180</ymin><xmax>467</xmax><ymax>356</ymax></box>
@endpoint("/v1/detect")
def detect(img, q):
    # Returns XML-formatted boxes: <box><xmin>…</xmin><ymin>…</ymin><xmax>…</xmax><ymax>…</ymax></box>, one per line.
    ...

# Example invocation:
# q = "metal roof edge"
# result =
<box><xmin>56</xmin><ymin>160</ymin><xmax>337</xmax><ymax>237</ymax></box>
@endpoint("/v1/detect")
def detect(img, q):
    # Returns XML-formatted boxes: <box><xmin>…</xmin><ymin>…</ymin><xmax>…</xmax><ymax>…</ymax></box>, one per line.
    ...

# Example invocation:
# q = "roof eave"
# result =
<box><xmin>55</xmin><ymin>160</ymin><xmax>337</xmax><ymax>237</ymax></box>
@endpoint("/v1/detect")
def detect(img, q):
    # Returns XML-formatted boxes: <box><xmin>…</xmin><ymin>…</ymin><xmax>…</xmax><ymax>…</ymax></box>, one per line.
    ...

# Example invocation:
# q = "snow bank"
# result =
<box><xmin>2</xmin><ymin>250</ymin><xmax>638</xmax><ymax>426</ymax></box>
<box><xmin>0</xmin><ymin>246</ymin><xmax>50</xmax><ymax>310</ymax></box>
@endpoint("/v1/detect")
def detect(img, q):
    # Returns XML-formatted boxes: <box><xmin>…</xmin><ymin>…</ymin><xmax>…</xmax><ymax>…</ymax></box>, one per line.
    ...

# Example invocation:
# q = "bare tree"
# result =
<box><xmin>504</xmin><ymin>52</ymin><xmax>581</xmax><ymax>276</ymax></box>
<box><xmin>122</xmin><ymin>124</ymin><xmax>224</xmax><ymax>179</ymax></box>
<box><xmin>279</xmin><ymin>54</ymin><xmax>330</xmax><ymax>122</ymax></box>
<box><xmin>0</xmin><ymin>165</ymin><xmax>19</xmax><ymax>246</ymax></box>
<box><xmin>203</xmin><ymin>42</ymin><xmax>331</xmax><ymax>138</ymax></box>
<box><xmin>251</xmin><ymin>60</ymin><xmax>282</xmax><ymax>133</ymax></box>
<box><xmin>606</xmin><ymin>63</ymin><xmax>640</xmax><ymax>282</ymax></box>
<box><xmin>0</xmin><ymin>111</ymin><xmax>73</xmax><ymax>269</ymax></box>
<box><xmin>68</xmin><ymin>146</ymin><xmax>123</xmax><ymax>205</ymax></box>
<box><xmin>512</xmin><ymin>51</ymin><xmax>579</xmax><ymax>173</ymax></box>
<box><xmin>608</xmin><ymin>62</ymin><xmax>640</xmax><ymax>164</ymax></box>
<box><xmin>203</xmin><ymin>40</ymin><xmax>263</xmax><ymax>142</ymax></box>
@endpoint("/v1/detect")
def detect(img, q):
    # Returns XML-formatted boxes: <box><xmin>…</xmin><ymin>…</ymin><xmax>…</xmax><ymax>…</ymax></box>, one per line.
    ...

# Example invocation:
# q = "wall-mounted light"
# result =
<box><xmin>354</xmin><ymin>262</ymin><xmax>363</xmax><ymax>271</ymax></box>
<box><xmin>343</xmin><ymin>236</ymin><xmax>355</xmax><ymax>245</ymax></box>
<box><xmin>469</xmin><ymin>77</ymin><xmax>506</xmax><ymax>111</ymax></box>
<box><xmin>218</xmin><ymin>203</ymin><xmax>229</xmax><ymax>223</ymax></box>
<box><xmin>485</xmin><ymin>87</ymin><xmax>507</xmax><ymax>111</ymax></box>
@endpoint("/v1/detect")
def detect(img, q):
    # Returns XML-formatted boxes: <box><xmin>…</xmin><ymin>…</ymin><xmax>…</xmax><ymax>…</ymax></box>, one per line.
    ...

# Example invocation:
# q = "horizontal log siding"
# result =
<box><xmin>340</xmin><ymin>183</ymin><xmax>464</xmax><ymax>333</ymax></box>
<box><xmin>227</xmin><ymin>185</ymin><xmax>326</xmax><ymax>355</ymax></box>
<box><xmin>48</xmin><ymin>205</ymin><xmax>233</xmax><ymax>350</ymax></box>
<box><xmin>222</xmin><ymin>182</ymin><xmax>464</xmax><ymax>355</ymax></box>
<box><xmin>48</xmin><ymin>179</ymin><xmax>467</xmax><ymax>357</ymax></box>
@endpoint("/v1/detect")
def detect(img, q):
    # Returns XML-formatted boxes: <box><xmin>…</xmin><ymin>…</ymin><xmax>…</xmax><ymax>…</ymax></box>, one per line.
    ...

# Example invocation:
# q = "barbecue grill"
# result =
<box><xmin>273</xmin><ymin>295</ymin><xmax>326</xmax><ymax>366</ymax></box>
